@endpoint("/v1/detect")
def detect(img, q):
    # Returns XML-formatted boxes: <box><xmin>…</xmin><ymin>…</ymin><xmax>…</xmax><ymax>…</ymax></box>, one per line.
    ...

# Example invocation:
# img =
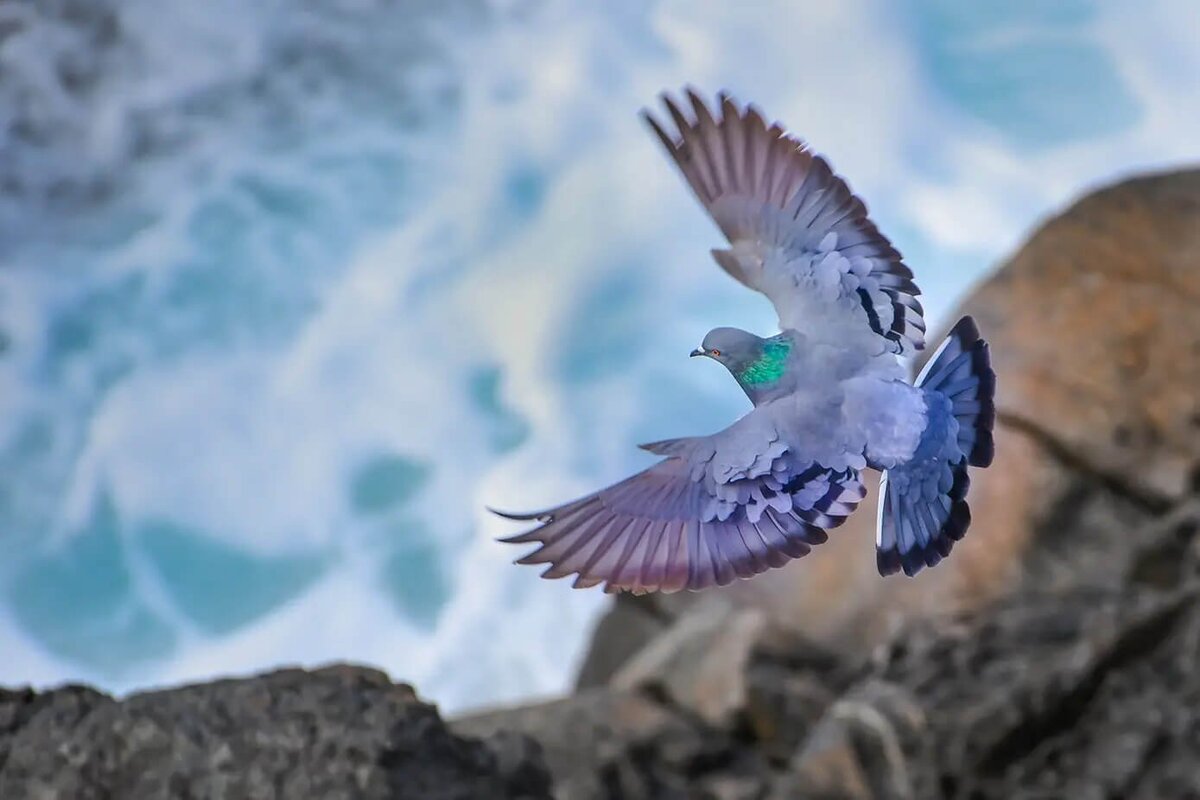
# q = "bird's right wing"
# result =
<box><xmin>644</xmin><ymin>89</ymin><xmax>925</xmax><ymax>354</ymax></box>
<box><xmin>495</xmin><ymin>408</ymin><xmax>865</xmax><ymax>594</ymax></box>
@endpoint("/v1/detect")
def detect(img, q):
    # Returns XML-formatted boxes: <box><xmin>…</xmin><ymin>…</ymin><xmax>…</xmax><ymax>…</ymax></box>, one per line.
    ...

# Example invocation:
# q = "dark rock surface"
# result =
<box><xmin>0</xmin><ymin>665</ymin><xmax>552</xmax><ymax>800</ymax></box>
<box><xmin>456</xmin><ymin>687</ymin><xmax>738</xmax><ymax>800</ymax></box>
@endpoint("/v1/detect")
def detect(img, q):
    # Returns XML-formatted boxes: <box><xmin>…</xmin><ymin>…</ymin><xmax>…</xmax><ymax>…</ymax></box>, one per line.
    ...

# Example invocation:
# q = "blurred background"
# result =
<box><xmin>0</xmin><ymin>0</ymin><xmax>1197</xmax><ymax>715</ymax></box>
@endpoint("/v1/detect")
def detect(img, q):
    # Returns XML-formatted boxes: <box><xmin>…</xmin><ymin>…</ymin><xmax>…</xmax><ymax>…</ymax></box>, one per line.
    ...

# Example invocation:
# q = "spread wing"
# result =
<box><xmin>644</xmin><ymin>89</ymin><xmax>925</xmax><ymax>354</ymax></box>
<box><xmin>494</xmin><ymin>407</ymin><xmax>865</xmax><ymax>594</ymax></box>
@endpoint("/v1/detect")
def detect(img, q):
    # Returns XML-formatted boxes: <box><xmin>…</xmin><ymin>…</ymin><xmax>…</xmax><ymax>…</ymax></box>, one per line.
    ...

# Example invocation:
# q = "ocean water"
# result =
<box><xmin>0</xmin><ymin>0</ymin><xmax>1197</xmax><ymax>713</ymax></box>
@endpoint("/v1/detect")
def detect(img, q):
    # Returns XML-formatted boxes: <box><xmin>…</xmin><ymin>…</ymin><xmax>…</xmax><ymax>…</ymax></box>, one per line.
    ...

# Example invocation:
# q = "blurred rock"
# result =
<box><xmin>967</xmin><ymin>169</ymin><xmax>1200</xmax><ymax>503</ymax></box>
<box><xmin>744</xmin><ymin>662</ymin><xmax>837</xmax><ymax>765</ymax></box>
<box><xmin>873</xmin><ymin>572</ymin><xmax>1200</xmax><ymax>798</ymax></box>
<box><xmin>574</xmin><ymin>592</ymin><xmax>673</xmax><ymax>689</ymax></box>
<box><xmin>610</xmin><ymin>597</ymin><xmax>766</xmax><ymax>727</ymax></box>
<box><xmin>455</xmin><ymin>688</ymin><xmax>689</xmax><ymax>800</ymax></box>
<box><xmin>0</xmin><ymin>665</ymin><xmax>551</xmax><ymax>800</ymax></box>
<box><xmin>454</xmin><ymin>686</ymin><xmax>760</xmax><ymax>800</ymax></box>
<box><xmin>575</xmin><ymin>168</ymin><xmax>1200</xmax><ymax>681</ymax></box>
<box><xmin>771</xmin><ymin>680</ymin><xmax>927</xmax><ymax>800</ymax></box>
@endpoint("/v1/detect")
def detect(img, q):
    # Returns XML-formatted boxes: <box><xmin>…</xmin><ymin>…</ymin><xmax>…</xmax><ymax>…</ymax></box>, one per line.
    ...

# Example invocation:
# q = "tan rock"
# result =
<box><xmin>964</xmin><ymin>169</ymin><xmax>1200</xmax><ymax>502</ymax></box>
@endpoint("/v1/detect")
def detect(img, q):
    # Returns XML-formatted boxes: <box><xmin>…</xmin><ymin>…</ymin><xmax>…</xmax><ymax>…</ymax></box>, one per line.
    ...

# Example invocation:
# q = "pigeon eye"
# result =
<box><xmin>710</xmin><ymin>349</ymin><xmax>721</xmax><ymax>356</ymax></box>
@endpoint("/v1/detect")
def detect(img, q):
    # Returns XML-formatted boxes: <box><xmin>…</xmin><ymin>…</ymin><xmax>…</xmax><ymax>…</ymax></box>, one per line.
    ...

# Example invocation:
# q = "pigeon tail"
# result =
<box><xmin>876</xmin><ymin>316</ymin><xmax>995</xmax><ymax>577</ymax></box>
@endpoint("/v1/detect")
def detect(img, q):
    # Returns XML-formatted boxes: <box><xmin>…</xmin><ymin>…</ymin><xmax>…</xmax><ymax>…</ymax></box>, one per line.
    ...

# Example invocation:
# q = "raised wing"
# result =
<box><xmin>494</xmin><ymin>409</ymin><xmax>865</xmax><ymax>594</ymax></box>
<box><xmin>644</xmin><ymin>89</ymin><xmax>925</xmax><ymax>353</ymax></box>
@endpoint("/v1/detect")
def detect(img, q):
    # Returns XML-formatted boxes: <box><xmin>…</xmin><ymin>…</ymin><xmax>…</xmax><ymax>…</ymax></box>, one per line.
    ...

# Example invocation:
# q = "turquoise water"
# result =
<box><xmin>907</xmin><ymin>0</ymin><xmax>1140</xmax><ymax>149</ymax></box>
<box><xmin>0</xmin><ymin>0</ymin><xmax>1196</xmax><ymax>712</ymax></box>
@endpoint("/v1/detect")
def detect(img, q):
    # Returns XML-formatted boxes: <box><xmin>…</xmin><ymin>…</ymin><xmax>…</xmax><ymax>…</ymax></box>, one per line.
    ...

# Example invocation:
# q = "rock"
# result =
<box><xmin>0</xmin><ymin>665</ymin><xmax>552</xmax><ymax>800</ymax></box>
<box><xmin>963</xmin><ymin>169</ymin><xmax>1200</xmax><ymax>503</ymax></box>
<box><xmin>701</xmin><ymin>774</ymin><xmax>770</xmax><ymax>800</ymax></box>
<box><xmin>1126</xmin><ymin>500</ymin><xmax>1200</xmax><ymax>589</ymax></box>
<box><xmin>610</xmin><ymin>597</ymin><xmax>767</xmax><ymax>727</ymax></box>
<box><xmin>771</xmin><ymin>681</ymin><xmax>927</xmax><ymax>800</ymax></box>
<box><xmin>574</xmin><ymin>169</ymin><xmax>1200</xmax><ymax>683</ymax></box>
<box><xmin>744</xmin><ymin>664</ymin><xmax>836</xmax><ymax>765</ymax></box>
<box><xmin>455</xmin><ymin>688</ymin><xmax>689</xmax><ymax>800</ymax></box>
<box><xmin>454</xmin><ymin>686</ymin><xmax>750</xmax><ymax>800</ymax></box>
<box><xmin>763</xmin><ymin>499</ymin><xmax>1200</xmax><ymax>800</ymax></box>
<box><xmin>743</xmin><ymin>627</ymin><xmax>846</xmax><ymax>765</ymax></box>
<box><xmin>574</xmin><ymin>593</ymin><xmax>672</xmax><ymax>689</ymax></box>
<box><xmin>453</xmin><ymin>608</ymin><xmax>847</xmax><ymax>799</ymax></box>
<box><xmin>872</xmin><ymin>570</ymin><xmax>1200</xmax><ymax>798</ymax></box>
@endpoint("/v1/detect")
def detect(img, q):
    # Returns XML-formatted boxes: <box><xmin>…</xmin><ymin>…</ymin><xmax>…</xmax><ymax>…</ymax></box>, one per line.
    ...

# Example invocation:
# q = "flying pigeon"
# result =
<box><xmin>493</xmin><ymin>89</ymin><xmax>995</xmax><ymax>593</ymax></box>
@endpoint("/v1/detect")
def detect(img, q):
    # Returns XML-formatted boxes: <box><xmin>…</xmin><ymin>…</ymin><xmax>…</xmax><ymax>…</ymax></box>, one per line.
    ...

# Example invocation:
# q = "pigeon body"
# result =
<box><xmin>494</xmin><ymin>90</ymin><xmax>995</xmax><ymax>592</ymax></box>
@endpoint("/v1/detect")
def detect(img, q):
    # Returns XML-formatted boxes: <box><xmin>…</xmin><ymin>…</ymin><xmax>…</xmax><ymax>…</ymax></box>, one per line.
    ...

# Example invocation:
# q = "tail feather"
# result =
<box><xmin>915</xmin><ymin>315</ymin><xmax>995</xmax><ymax>467</ymax></box>
<box><xmin>877</xmin><ymin>316</ymin><xmax>995</xmax><ymax>577</ymax></box>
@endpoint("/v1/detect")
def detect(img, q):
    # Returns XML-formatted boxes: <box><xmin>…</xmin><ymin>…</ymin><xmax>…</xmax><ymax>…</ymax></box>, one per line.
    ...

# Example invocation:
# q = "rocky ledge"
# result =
<box><xmin>4</xmin><ymin>170</ymin><xmax>1199</xmax><ymax>799</ymax></box>
<box><xmin>0</xmin><ymin>665</ymin><xmax>552</xmax><ymax>800</ymax></box>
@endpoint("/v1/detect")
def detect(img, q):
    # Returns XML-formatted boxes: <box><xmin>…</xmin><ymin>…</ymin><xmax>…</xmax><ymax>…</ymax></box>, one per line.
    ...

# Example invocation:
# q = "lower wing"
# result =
<box><xmin>494</xmin><ymin>457</ymin><xmax>865</xmax><ymax>594</ymax></box>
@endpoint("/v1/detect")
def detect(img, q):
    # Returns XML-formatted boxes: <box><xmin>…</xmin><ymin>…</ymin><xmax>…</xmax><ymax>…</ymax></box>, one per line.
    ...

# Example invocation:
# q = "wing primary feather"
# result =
<box><xmin>685</xmin><ymin>519</ymin><xmax>704</xmax><ymax>589</ymax></box>
<box><xmin>489</xmin><ymin>506</ymin><xmax>556</xmax><ymax>523</ymax></box>
<box><xmin>686</xmin><ymin>89</ymin><xmax>727</xmax><ymax>195</ymax></box>
<box><xmin>607</xmin><ymin>517</ymin><xmax>654</xmax><ymax>588</ymax></box>
<box><xmin>639</xmin><ymin>520</ymin><xmax>671</xmax><ymax>590</ymax></box>
<box><xmin>698</xmin><ymin>520</ymin><xmax>726</xmax><ymax>589</ymax></box>
<box><xmin>759</xmin><ymin>129</ymin><xmax>786</xmax><ymax>206</ymax></box>
<box><xmin>709</xmin><ymin>519</ymin><xmax>743</xmax><ymax>586</ymax></box>
<box><xmin>732</xmin><ymin>519</ymin><xmax>770</xmax><ymax>574</ymax></box>
<box><xmin>523</xmin><ymin>509</ymin><xmax>609</xmax><ymax>568</ymax></box>
<box><xmin>661</xmin><ymin>520</ymin><xmax>689</xmax><ymax>592</ymax></box>
<box><xmin>705</xmin><ymin>522</ymin><xmax>741</xmax><ymax>584</ymax></box>
<box><xmin>573</xmin><ymin>517</ymin><xmax>635</xmax><ymax>585</ymax></box>
<box><xmin>661</xmin><ymin>94</ymin><xmax>716</xmax><ymax>201</ymax></box>
<box><xmin>718</xmin><ymin>94</ymin><xmax>745</xmax><ymax>194</ymax></box>
<box><xmin>541</xmin><ymin>513</ymin><xmax>616</xmax><ymax>578</ymax></box>
<box><xmin>754</xmin><ymin>513</ymin><xmax>797</xmax><ymax>559</ymax></box>
<box><xmin>642</xmin><ymin>110</ymin><xmax>681</xmax><ymax>161</ymax></box>
<box><xmin>497</xmin><ymin>499</ymin><xmax>597</xmax><ymax>544</ymax></box>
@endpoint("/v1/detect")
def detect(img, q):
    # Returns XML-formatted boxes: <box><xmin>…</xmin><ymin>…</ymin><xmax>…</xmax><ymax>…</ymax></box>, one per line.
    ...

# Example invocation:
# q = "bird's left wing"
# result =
<box><xmin>494</xmin><ymin>409</ymin><xmax>865</xmax><ymax>594</ymax></box>
<box><xmin>644</xmin><ymin>89</ymin><xmax>925</xmax><ymax>353</ymax></box>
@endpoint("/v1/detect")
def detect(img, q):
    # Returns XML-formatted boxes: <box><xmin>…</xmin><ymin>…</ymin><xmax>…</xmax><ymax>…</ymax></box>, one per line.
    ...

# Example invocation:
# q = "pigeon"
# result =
<box><xmin>493</xmin><ymin>89</ymin><xmax>995</xmax><ymax>593</ymax></box>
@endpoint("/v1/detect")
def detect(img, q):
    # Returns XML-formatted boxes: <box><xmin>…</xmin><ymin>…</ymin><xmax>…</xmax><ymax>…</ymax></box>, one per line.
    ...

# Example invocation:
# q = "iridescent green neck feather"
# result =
<box><xmin>738</xmin><ymin>339</ymin><xmax>792</xmax><ymax>386</ymax></box>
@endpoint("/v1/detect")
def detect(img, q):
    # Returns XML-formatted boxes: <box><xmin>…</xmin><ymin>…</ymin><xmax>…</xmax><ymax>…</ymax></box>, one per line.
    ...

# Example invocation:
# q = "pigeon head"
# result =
<box><xmin>692</xmin><ymin>327</ymin><xmax>796</xmax><ymax>400</ymax></box>
<box><xmin>691</xmin><ymin>327</ymin><xmax>765</xmax><ymax>372</ymax></box>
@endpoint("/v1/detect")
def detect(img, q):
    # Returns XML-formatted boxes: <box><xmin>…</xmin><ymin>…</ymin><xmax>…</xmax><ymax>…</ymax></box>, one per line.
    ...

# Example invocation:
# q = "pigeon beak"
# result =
<box><xmin>690</xmin><ymin>348</ymin><xmax>705</xmax><ymax>358</ymax></box>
